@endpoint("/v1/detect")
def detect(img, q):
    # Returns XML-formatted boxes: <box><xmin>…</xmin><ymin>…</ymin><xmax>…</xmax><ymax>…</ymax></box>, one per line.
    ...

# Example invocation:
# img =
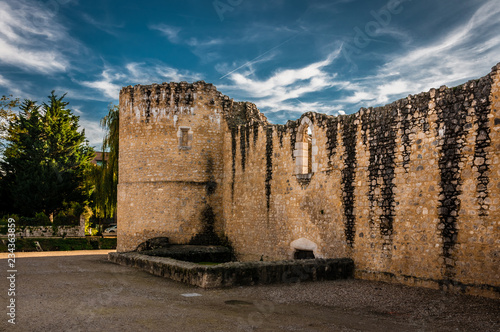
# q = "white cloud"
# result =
<box><xmin>219</xmin><ymin>48</ymin><xmax>345</xmax><ymax>115</ymax></box>
<box><xmin>54</xmin><ymin>87</ymin><xmax>113</xmax><ymax>103</ymax></box>
<box><xmin>339</xmin><ymin>0</ymin><xmax>500</xmax><ymax>108</ymax></box>
<box><xmin>78</xmin><ymin>116</ymin><xmax>106</xmax><ymax>149</ymax></box>
<box><xmin>186</xmin><ymin>38</ymin><xmax>224</xmax><ymax>47</ymax></box>
<box><xmin>0</xmin><ymin>74</ymin><xmax>30</xmax><ymax>98</ymax></box>
<box><xmin>78</xmin><ymin>62</ymin><xmax>203</xmax><ymax>101</ymax></box>
<box><xmin>217</xmin><ymin>50</ymin><xmax>279</xmax><ymax>80</ymax></box>
<box><xmin>339</xmin><ymin>90</ymin><xmax>375</xmax><ymax>104</ymax></box>
<box><xmin>72</xmin><ymin>106</ymin><xmax>106</xmax><ymax>149</ymax></box>
<box><xmin>149</xmin><ymin>24</ymin><xmax>181</xmax><ymax>43</ymax></box>
<box><xmin>0</xmin><ymin>75</ymin><xmax>9</xmax><ymax>87</ymax></box>
<box><xmin>0</xmin><ymin>39</ymin><xmax>67</xmax><ymax>73</ymax></box>
<box><xmin>0</xmin><ymin>0</ymin><xmax>74</xmax><ymax>73</ymax></box>
<box><xmin>372</xmin><ymin>26</ymin><xmax>412</xmax><ymax>45</ymax></box>
<box><xmin>216</xmin><ymin>0</ymin><xmax>500</xmax><ymax>120</ymax></box>
<box><xmin>385</xmin><ymin>0</ymin><xmax>499</xmax><ymax>81</ymax></box>
<box><xmin>125</xmin><ymin>62</ymin><xmax>202</xmax><ymax>84</ymax></box>
<box><xmin>80</xmin><ymin>70</ymin><xmax>123</xmax><ymax>100</ymax></box>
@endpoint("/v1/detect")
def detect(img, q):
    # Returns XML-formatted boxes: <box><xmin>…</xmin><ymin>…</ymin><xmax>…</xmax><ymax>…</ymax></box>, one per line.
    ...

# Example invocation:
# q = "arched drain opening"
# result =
<box><xmin>294</xmin><ymin>249</ymin><xmax>315</xmax><ymax>260</ymax></box>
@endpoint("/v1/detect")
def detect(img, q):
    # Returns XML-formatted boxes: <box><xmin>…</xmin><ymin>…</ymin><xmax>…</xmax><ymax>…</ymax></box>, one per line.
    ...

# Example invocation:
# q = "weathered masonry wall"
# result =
<box><xmin>118</xmin><ymin>63</ymin><xmax>500</xmax><ymax>297</ymax></box>
<box><xmin>118</xmin><ymin>82</ymin><xmax>229</xmax><ymax>251</ymax></box>
<box><xmin>118</xmin><ymin>81</ymin><xmax>267</xmax><ymax>252</ymax></box>
<box><xmin>221</xmin><ymin>64</ymin><xmax>500</xmax><ymax>297</ymax></box>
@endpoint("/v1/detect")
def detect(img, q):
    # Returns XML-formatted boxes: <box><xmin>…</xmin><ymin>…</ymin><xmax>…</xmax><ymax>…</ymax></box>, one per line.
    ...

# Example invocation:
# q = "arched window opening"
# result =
<box><xmin>297</xmin><ymin>123</ymin><xmax>312</xmax><ymax>174</ymax></box>
<box><xmin>306</xmin><ymin>126</ymin><xmax>312</xmax><ymax>174</ymax></box>
<box><xmin>290</xmin><ymin>238</ymin><xmax>318</xmax><ymax>259</ymax></box>
<box><xmin>294</xmin><ymin>117</ymin><xmax>314</xmax><ymax>176</ymax></box>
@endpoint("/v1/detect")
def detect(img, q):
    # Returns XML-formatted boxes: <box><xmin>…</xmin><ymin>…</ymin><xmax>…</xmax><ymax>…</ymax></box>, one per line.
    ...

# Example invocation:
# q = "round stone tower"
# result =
<box><xmin>117</xmin><ymin>81</ymin><xmax>227</xmax><ymax>251</ymax></box>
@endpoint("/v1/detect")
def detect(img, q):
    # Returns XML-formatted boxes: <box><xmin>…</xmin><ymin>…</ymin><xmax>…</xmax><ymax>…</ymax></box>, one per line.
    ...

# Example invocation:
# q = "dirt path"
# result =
<box><xmin>0</xmin><ymin>249</ymin><xmax>115</xmax><ymax>259</ymax></box>
<box><xmin>0</xmin><ymin>252</ymin><xmax>498</xmax><ymax>331</ymax></box>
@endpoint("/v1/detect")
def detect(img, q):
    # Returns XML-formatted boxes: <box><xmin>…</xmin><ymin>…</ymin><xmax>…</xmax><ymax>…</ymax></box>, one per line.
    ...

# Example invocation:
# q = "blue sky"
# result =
<box><xmin>0</xmin><ymin>0</ymin><xmax>499</xmax><ymax>148</ymax></box>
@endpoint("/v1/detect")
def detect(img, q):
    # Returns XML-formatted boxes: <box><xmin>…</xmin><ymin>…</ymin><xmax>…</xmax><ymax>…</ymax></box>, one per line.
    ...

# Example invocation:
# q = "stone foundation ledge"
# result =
<box><xmin>355</xmin><ymin>270</ymin><xmax>500</xmax><ymax>299</ymax></box>
<box><xmin>108</xmin><ymin>252</ymin><xmax>354</xmax><ymax>288</ymax></box>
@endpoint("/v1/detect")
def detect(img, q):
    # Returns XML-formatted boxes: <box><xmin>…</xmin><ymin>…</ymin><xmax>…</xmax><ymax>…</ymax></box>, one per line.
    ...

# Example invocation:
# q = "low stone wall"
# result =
<box><xmin>108</xmin><ymin>252</ymin><xmax>353</xmax><ymax>288</ymax></box>
<box><xmin>15</xmin><ymin>225</ymin><xmax>84</xmax><ymax>238</ymax></box>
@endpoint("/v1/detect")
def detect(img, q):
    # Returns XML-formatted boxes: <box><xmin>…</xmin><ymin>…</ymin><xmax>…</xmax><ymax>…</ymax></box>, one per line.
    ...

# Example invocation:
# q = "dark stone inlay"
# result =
<box><xmin>400</xmin><ymin>102</ymin><xmax>412</xmax><ymax>171</ymax></box>
<box><xmin>240</xmin><ymin>126</ymin><xmax>247</xmax><ymax>172</ymax></box>
<box><xmin>340</xmin><ymin>115</ymin><xmax>357</xmax><ymax>247</ymax></box>
<box><xmin>436</xmin><ymin>92</ymin><xmax>467</xmax><ymax>280</ymax></box>
<box><xmin>473</xmin><ymin>76</ymin><xmax>493</xmax><ymax>217</ymax></box>
<box><xmin>326</xmin><ymin>117</ymin><xmax>339</xmax><ymax>161</ymax></box>
<box><xmin>145</xmin><ymin>89</ymin><xmax>151</xmax><ymax>122</ymax></box>
<box><xmin>288</xmin><ymin>120</ymin><xmax>299</xmax><ymax>159</ymax></box>
<box><xmin>253</xmin><ymin>122</ymin><xmax>259</xmax><ymax>146</ymax></box>
<box><xmin>276</xmin><ymin>125</ymin><xmax>286</xmax><ymax>148</ymax></box>
<box><xmin>362</xmin><ymin>107</ymin><xmax>397</xmax><ymax>257</ymax></box>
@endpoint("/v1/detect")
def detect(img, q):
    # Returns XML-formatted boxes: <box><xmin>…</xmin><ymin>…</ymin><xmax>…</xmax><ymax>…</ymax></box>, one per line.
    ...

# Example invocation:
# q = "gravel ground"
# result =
<box><xmin>0</xmin><ymin>252</ymin><xmax>498</xmax><ymax>331</ymax></box>
<box><xmin>234</xmin><ymin>279</ymin><xmax>500</xmax><ymax>331</ymax></box>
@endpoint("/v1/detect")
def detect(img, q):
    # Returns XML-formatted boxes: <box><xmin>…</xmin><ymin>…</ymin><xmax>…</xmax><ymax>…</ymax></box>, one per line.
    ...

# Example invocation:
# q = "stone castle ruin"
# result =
<box><xmin>117</xmin><ymin>63</ymin><xmax>500</xmax><ymax>297</ymax></box>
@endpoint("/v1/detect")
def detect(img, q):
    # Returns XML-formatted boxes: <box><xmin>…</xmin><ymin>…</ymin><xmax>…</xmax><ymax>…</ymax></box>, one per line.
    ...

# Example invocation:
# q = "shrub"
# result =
<box><xmin>19</xmin><ymin>214</ymin><xmax>51</xmax><ymax>226</ymax></box>
<box><xmin>1</xmin><ymin>214</ymin><xmax>19</xmax><ymax>224</ymax></box>
<box><xmin>53</xmin><ymin>211</ymin><xmax>79</xmax><ymax>226</ymax></box>
<box><xmin>34</xmin><ymin>212</ymin><xmax>51</xmax><ymax>225</ymax></box>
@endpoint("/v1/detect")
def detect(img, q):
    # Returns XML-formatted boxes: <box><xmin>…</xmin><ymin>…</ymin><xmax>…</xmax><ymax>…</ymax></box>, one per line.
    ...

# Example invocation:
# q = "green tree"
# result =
<box><xmin>0</xmin><ymin>92</ymin><xmax>95</xmax><ymax>216</ymax></box>
<box><xmin>91</xmin><ymin>104</ymin><xmax>119</xmax><ymax>220</ymax></box>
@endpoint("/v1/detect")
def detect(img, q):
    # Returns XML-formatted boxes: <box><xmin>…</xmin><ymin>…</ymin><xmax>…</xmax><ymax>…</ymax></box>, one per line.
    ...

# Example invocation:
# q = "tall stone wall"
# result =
<box><xmin>221</xmin><ymin>64</ymin><xmax>500</xmax><ymax>297</ymax></box>
<box><xmin>118</xmin><ymin>64</ymin><xmax>500</xmax><ymax>297</ymax></box>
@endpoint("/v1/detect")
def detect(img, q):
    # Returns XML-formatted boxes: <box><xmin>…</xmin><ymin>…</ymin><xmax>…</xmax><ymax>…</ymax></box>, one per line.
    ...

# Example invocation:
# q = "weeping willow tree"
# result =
<box><xmin>92</xmin><ymin>105</ymin><xmax>119</xmax><ymax>229</ymax></box>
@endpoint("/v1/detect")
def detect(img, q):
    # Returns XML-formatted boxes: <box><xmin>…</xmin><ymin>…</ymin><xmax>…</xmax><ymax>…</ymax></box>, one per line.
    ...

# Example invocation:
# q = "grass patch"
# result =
<box><xmin>0</xmin><ymin>237</ymin><xmax>116</xmax><ymax>252</ymax></box>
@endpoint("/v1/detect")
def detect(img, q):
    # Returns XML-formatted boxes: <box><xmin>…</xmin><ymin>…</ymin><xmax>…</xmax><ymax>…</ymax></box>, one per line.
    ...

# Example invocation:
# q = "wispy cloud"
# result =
<box><xmin>82</xmin><ymin>13</ymin><xmax>124</xmax><ymax>36</ymax></box>
<box><xmin>215</xmin><ymin>0</ymin><xmax>500</xmax><ymax>120</ymax></box>
<box><xmin>150</xmin><ymin>23</ymin><xmax>232</xmax><ymax>63</ymax></box>
<box><xmin>149</xmin><ymin>24</ymin><xmax>181</xmax><ymax>43</ymax></box>
<box><xmin>0</xmin><ymin>0</ymin><xmax>76</xmax><ymax>73</ymax></box>
<box><xmin>0</xmin><ymin>74</ymin><xmax>31</xmax><ymax>99</ymax></box>
<box><xmin>186</xmin><ymin>38</ymin><xmax>225</xmax><ymax>47</ymax></box>
<box><xmin>0</xmin><ymin>75</ymin><xmax>10</xmax><ymax>88</ymax></box>
<box><xmin>219</xmin><ymin>48</ymin><xmax>346</xmax><ymax>116</ymax></box>
<box><xmin>219</xmin><ymin>35</ymin><xmax>297</xmax><ymax>79</ymax></box>
<box><xmin>127</xmin><ymin>62</ymin><xmax>202</xmax><ymax>83</ymax></box>
<box><xmin>372</xmin><ymin>26</ymin><xmax>412</xmax><ymax>45</ymax></box>
<box><xmin>54</xmin><ymin>86</ymin><xmax>114</xmax><ymax>103</ymax></box>
<box><xmin>78</xmin><ymin>62</ymin><xmax>203</xmax><ymax>100</ymax></box>
<box><xmin>80</xmin><ymin>70</ymin><xmax>122</xmax><ymax>100</ymax></box>
<box><xmin>338</xmin><ymin>0</ymin><xmax>500</xmax><ymax>107</ymax></box>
